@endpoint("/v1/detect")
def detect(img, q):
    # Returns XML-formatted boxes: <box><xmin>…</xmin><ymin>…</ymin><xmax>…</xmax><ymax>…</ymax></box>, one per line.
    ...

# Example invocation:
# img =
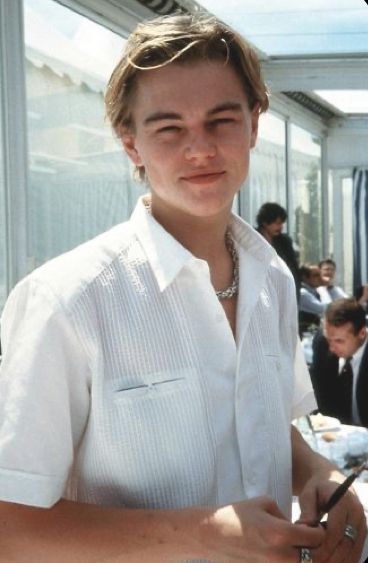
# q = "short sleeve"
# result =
<box><xmin>0</xmin><ymin>277</ymin><xmax>90</xmax><ymax>507</ymax></box>
<box><xmin>292</xmin><ymin>337</ymin><xmax>317</xmax><ymax>419</ymax></box>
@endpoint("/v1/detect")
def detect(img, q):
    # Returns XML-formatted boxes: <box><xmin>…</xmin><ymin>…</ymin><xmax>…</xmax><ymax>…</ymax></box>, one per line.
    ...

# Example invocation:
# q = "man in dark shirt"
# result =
<box><xmin>256</xmin><ymin>202</ymin><xmax>300</xmax><ymax>299</ymax></box>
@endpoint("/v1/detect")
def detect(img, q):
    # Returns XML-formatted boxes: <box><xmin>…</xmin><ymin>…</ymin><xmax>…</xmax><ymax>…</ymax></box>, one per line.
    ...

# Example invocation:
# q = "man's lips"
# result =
<box><xmin>181</xmin><ymin>171</ymin><xmax>225</xmax><ymax>184</ymax></box>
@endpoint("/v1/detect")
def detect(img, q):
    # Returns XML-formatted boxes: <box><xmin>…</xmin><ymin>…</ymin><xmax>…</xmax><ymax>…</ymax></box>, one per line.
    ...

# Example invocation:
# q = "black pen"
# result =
<box><xmin>317</xmin><ymin>463</ymin><xmax>367</xmax><ymax>525</ymax></box>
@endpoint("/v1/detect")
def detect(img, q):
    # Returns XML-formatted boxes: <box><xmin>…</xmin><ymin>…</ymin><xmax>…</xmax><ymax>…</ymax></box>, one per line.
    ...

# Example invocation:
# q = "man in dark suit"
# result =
<box><xmin>311</xmin><ymin>298</ymin><xmax>368</xmax><ymax>427</ymax></box>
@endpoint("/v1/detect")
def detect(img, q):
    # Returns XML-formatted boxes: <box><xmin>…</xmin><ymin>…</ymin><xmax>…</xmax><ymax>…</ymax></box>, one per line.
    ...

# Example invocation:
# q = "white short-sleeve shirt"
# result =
<box><xmin>0</xmin><ymin>198</ymin><xmax>316</xmax><ymax>516</ymax></box>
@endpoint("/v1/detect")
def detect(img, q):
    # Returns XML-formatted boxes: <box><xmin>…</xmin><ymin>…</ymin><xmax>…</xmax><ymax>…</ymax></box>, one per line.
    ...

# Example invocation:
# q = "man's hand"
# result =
<box><xmin>199</xmin><ymin>496</ymin><xmax>325</xmax><ymax>562</ymax></box>
<box><xmin>297</xmin><ymin>469</ymin><xmax>366</xmax><ymax>562</ymax></box>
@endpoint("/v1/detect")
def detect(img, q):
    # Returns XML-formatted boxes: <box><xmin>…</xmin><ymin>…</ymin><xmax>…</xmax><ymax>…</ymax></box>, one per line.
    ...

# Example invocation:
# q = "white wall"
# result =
<box><xmin>327</xmin><ymin>118</ymin><xmax>368</xmax><ymax>169</ymax></box>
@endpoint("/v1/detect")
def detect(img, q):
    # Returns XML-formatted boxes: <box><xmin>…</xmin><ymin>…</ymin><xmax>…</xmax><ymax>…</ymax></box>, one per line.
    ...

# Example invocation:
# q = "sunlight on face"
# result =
<box><xmin>122</xmin><ymin>61</ymin><xmax>259</xmax><ymax>221</ymax></box>
<box><xmin>324</xmin><ymin>321</ymin><xmax>366</xmax><ymax>359</ymax></box>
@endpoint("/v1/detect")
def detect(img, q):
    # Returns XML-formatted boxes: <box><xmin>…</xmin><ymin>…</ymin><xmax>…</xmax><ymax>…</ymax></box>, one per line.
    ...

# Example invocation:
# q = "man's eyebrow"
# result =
<box><xmin>143</xmin><ymin>102</ymin><xmax>243</xmax><ymax>126</ymax></box>
<box><xmin>144</xmin><ymin>112</ymin><xmax>181</xmax><ymax>125</ymax></box>
<box><xmin>207</xmin><ymin>102</ymin><xmax>243</xmax><ymax>116</ymax></box>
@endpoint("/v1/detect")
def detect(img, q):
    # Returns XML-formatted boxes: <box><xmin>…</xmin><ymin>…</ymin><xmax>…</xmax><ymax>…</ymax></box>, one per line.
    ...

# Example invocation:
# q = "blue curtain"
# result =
<box><xmin>353</xmin><ymin>167</ymin><xmax>368</xmax><ymax>291</ymax></box>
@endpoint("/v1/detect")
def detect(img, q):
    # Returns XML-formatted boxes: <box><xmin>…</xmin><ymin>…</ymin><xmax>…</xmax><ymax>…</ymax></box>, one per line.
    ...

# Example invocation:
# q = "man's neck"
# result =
<box><xmin>149</xmin><ymin>202</ymin><xmax>232</xmax><ymax>262</ymax></box>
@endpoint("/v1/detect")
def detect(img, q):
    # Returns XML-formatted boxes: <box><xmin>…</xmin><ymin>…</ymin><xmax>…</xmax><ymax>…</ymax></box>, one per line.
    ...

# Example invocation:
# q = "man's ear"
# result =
<box><xmin>250</xmin><ymin>104</ymin><xmax>260</xmax><ymax>148</ymax></box>
<box><xmin>121</xmin><ymin>129</ymin><xmax>143</xmax><ymax>166</ymax></box>
<box><xmin>358</xmin><ymin>326</ymin><xmax>367</xmax><ymax>342</ymax></box>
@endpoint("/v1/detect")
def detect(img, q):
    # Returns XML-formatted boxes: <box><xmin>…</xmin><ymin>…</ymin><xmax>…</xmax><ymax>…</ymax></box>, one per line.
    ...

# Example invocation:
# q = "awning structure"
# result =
<box><xmin>24</xmin><ymin>4</ymin><xmax>124</xmax><ymax>91</ymax></box>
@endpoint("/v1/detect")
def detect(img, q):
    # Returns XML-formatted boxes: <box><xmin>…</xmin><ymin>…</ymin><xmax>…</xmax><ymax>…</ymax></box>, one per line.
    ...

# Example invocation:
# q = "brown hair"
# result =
<box><xmin>325</xmin><ymin>298</ymin><xmax>366</xmax><ymax>334</ymax></box>
<box><xmin>299</xmin><ymin>264</ymin><xmax>320</xmax><ymax>282</ymax></box>
<box><xmin>105</xmin><ymin>13</ymin><xmax>269</xmax><ymax>138</ymax></box>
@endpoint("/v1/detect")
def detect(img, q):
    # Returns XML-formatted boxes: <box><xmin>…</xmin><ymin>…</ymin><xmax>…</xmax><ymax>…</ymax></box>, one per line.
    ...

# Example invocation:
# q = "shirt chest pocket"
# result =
<box><xmin>103</xmin><ymin>368</ymin><xmax>216</xmax><ymax>508</ymax></box>
<box><xmin>113</xmin><ymin>369</ymin><xmax>189</xmax><ymax>402</ymax></box>
<box><xmin>113</xmin><ymin>372</ymin><xmax>187</xmax><ymax>402</ymax></box>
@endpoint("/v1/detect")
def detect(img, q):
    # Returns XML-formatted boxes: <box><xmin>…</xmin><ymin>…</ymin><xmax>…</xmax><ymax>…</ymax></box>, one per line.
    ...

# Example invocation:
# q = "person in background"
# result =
<box><xmin>0</xmin><ymin>13</ymin><xmax>365</xmax><ymax>563</ymax></box>
<box><xmin>355</xmin><ymin>284</ymin><xmax>368</xmax><ymax>312</ymax></box>
<box><xmin>311</xmin><ymin>298</ymin><xmax>368</xmax><ymax>427</ymax></box>
<box><xmin>317</xmin><ymin>259</ymin><xmax>347</xmax><ymax>304</ymax></box>
<box><xmin>299</xmin><ymin>264</ymin><xmax>328</xmax><ymax>336</ymax></box>
<box><xmin>256</xmin><ymin>202</ymin><xmax>300</xmax><ymax>300</ymax></box>
<box><xmin>318</xmin><ymin>258</ymin><xmax>368</xmax><ymax>311</ymax></box>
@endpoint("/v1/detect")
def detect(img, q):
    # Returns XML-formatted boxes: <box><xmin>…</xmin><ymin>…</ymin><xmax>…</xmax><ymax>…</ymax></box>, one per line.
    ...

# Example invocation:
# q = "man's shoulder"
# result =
<box><xmin>232</xmin><ymin>214</ymin><xmax>277</xmax><ymax>262</ymax></box>
<box><xmin>312</xmin><ymin>332</ymin><xmax>337</xmax><ymax>365</ymax></box>
<box><xmin>273</xmin><ymin>232</ymin><xmax>293</xmax><ymax>248</ymax></box>
<box><xmin>360</xmin><ymin>340</ymin><xmax>368</xmax><ymax>365</ymax></box>
<box><xmin>301</xmin><ymin>284</ymin><xmax>314</xmax><ymax>296</ymax></box>
<box><xmin>18</xmin><ymin>220</ymin><xmax>135</xmax><ymax>309</ymax></box>
<box><xmin>233</xmin><ymin>216</ymin><xmax>293</xmax><ymax>281</ymax></box>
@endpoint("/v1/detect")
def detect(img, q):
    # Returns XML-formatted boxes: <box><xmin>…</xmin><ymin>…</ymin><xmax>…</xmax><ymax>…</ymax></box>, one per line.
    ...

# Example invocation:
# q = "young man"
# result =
<box><xmin>0</xmin><ymin>13</ymin><xmax>366</xmax><ymax>563</ymax></box>
<box><xmin>311</xmin><ymin>298</ymin><xmax>368</xmax><ymax>427</ymax></box>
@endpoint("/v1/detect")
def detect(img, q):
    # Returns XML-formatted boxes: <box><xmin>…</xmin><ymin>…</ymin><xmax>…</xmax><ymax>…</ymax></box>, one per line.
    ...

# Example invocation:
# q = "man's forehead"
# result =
<box><xmin>325</xmin><ymin>321</ymin><xmax>354</xmax><ymax>337</ymax></box>
<box><xmin>133</xmin><ymin>61</ymin><xmax>249</xmax><ymax>110</ymax></box>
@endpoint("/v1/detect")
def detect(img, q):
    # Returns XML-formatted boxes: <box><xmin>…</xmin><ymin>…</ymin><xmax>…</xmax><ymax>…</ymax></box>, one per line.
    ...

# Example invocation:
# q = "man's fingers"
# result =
<box><xmin>291</xmin><ymin>523</ymin><xmax>325</xmax><ymax>548</ymax></box>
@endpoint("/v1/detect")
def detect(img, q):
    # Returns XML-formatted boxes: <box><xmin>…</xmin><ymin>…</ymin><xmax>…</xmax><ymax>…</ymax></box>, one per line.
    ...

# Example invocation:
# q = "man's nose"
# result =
<box><xmin>184</xmin><ymin>130</ymin><xmax>216</xmax><ymax>161</ymax></box>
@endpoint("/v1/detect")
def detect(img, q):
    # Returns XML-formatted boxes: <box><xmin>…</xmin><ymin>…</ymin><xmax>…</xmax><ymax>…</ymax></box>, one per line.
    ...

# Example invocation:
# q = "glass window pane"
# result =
<box><xmin>290</xmin><ymin>124</ymin><xmax>322</xmax><ymax>264</ymax></box>
<box><xmin>248</xmin><ymin>111</ymin><xmax>286</xmax><ymax>225</ymax></box>
<box><xmin>24</xmin><ymin>0</ymin><xmax>145</xmax><ymax>269</ymax></box>
<box><xmin>0</xmin><ymin>72</ymin><xmax>6</xmax><ymax>313</ymax></box>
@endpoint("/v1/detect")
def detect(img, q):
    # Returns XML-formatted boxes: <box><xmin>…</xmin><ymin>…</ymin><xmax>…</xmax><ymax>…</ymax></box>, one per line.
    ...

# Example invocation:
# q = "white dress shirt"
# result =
<box><xmin>317</xmin><ymin>285</ymin><xmax>348</xmax><ymax>304</ymax></box>
<box><xmin>339</xmin><ymin>338</ymin><xmax>368</xmax><ymax>425</ymax></box>
<box><xmin>0</xmin><ymin>197</ymin><xmax>316</xmax><ymax>519</ymax></box>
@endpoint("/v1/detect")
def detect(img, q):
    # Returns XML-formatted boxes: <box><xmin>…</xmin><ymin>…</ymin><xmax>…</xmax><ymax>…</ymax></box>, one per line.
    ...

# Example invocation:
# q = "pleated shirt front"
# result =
<box><xmin>0</xmin><ymin>198</ymin><xmax>316</xmax><ymax>516</ymax></box>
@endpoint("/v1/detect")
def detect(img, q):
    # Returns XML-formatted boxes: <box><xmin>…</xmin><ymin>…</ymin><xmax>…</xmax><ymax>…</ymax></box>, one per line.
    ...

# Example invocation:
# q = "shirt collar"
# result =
<box><xmin>339</xmin><ymin>337</ymin><xmax>368</xmax><ymax>372</ymax></box>
<box><xmin>129</xmin><ymin>197</ymin><xmax>193</xmax><ymax>292</ymax></box>
<box><xmin>351</xmin><ymin>336</ymin><xmax>368</xmax><ymax>365</ymax></box>
<box><xmin>129</xmin><ymin>196</ymin><xmax>275</xmax><ymax>293</ymax></box>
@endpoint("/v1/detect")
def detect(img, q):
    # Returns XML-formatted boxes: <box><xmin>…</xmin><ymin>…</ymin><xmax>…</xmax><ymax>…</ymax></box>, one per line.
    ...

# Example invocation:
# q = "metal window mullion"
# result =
<box><xmin>332</xmin><ymin>170</ymin><xmax>344</xmax><ymax>275</ymax></box>
<box><xmin>321</xmin><ymin>134</ymin><xmax>329</xmax><ymax>257</ymax></box>
<box><xmin>285</xmin><ymin>118</ymin><xmax>294</xmax><ymax>237</ymax></box>
<box><xmin>0</xmin><ymin>0</ymin><xmax>29</xmax><ymax>293</ymax></box>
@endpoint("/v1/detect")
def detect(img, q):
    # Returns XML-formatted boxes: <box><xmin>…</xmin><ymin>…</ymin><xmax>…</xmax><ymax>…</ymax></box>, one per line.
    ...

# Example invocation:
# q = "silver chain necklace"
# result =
<box><xmin>143</xmin><ymin>198</ymin><xmax>239</xmax><ymax>300</ymax></box>
<box><xmin>216</xmin><ymin>230</ymin><xmax>239</xmax><ymax>300</ymax></box>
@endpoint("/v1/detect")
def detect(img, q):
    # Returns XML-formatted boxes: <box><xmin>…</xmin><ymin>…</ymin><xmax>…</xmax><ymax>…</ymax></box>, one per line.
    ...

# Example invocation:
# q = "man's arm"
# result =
<box><xmin>299</xmin><ymin>289</ymin><xmax>327</xmax><ymax>316</ymax></box>
<box><xmin>0</xmin><ymin>491</ymin><xmax>325</xmax><ymax>562</ymax></box>
<box><xmin>309</xmin><ymin>331</ymin><xmax>336</xmax><ymax>415</ymax></box>
<box><xmin>0</xmin><ymin>499</ymin><xmax>207</xmax><ymax>563</ymax></box>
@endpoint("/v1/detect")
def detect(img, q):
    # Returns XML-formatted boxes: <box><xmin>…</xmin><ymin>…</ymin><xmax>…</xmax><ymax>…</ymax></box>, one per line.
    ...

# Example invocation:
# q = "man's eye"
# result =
<box><xmin>157</xmin><ymin>125</ymin><xmax>181</xmax><ymax>133</ymax></box>
<box><xmin>211</xmin><ymin>118</ymin><xmax>235</xmax><ymax>126</ymax></box>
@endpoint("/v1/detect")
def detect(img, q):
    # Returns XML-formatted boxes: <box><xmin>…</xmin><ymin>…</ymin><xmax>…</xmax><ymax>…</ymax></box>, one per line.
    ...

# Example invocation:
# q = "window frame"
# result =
<box><xmin>0</xmin><ymin>0</ymin><xmax>333</xmax><ymax>309</ymax></box>
<box><xmin>0</xmin><ymin>0</ymin><xmax>29</xmax><ymax>294</ymax></box>
<box><xmin>240</xmin><ymin>96</ymin><xmax>328</xmax><ymax>262</ymax></box>
<box><xmin>0</xmin><ymin>0</ymin><xmax>151</xmax><ymax>303</ymax></box>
